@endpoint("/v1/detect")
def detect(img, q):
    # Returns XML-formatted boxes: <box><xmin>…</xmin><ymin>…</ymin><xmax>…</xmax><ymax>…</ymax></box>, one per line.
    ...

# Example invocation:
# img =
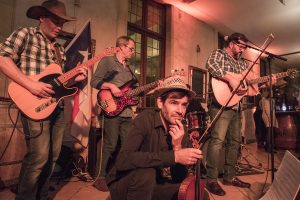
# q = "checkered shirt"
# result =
<box><xmin>206</xmin><ymin>49</ymin><xmax>248</xmax><ymax>78</ymax></box>
<box><xmin>0</xmin><ymin>27</ymin><xmax>66</xmax><ymax>75</ymax></box>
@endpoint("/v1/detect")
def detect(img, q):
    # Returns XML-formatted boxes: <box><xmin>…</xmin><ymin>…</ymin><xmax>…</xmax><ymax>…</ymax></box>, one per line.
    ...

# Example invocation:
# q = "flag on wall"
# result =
<box><xmin>65</xmin><ymin>21</ymin><xmax>92</xmax><ymax>148</ymax></box>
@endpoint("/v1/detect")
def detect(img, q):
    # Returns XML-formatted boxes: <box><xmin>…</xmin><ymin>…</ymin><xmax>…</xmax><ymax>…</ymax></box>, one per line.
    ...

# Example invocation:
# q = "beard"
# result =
<box><xmin>233</xmin><ymin>51</ymin><xmax>242</xmax><ymax>59</ymax></box>
<box><xmin>161</xmin><ymin>110</ymin><xmax>183</xmax><ymax>125</ymax></box>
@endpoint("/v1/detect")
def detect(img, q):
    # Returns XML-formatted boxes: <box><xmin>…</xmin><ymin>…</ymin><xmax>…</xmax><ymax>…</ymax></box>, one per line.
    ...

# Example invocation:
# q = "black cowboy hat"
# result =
<box><xmin>27</xmin><ymin>0</ymin><xmax>76</xmax><ymax>21</ymax></box>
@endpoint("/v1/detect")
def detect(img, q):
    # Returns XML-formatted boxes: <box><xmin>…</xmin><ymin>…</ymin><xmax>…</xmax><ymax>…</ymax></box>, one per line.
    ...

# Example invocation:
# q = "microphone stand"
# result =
<box><xmin>243</xmin><ymin>43</ymin><xmax>287</xmax><ymax>62</ymax></box>
<box><xmin>196</xmin><ymin>35</ymin><xmax>275</xmax><ymax>198</ymax></box>
<box><xmin>268</xmin><ymin>56</ymin><xmax>276</xmax><ymax>181</ymax></box>
<box><xmin>244</xmin><ymin>43</ymin><xmax>287</xmax><ymax>182</ymax></box>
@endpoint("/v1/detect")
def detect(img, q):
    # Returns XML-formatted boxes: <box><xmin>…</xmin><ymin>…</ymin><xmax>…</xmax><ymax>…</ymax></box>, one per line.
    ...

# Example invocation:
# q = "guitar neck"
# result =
<box><xmin>247</xmin><ymin>71</ymin><xmax>289</xmax><ymax>85</ymax></box>
<box><xmin>126</xmin><ymin>81</ymin><xmax>159</xmax><ymax>97</ymax></box>
<box><xmin>57</xmin><ymin>47</ymin><xmax>118</xmax><ymax>84</ymax></box>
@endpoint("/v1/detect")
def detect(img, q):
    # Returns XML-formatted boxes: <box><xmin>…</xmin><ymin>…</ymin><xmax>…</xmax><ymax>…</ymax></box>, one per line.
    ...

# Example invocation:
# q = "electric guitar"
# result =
<box><xmin>97</xmin><ymin>69</ymin><xmax>185</xmax><ymax>117</ymax></box>
<box><xmin>212</xmin><ymin>68</ymin><xmax>299</xmax><ymax>107</ymax></box>
<box><xmin>8</xmin><ymin>47</ymin><xmax>119</xmax><ymax>120</ymax></box>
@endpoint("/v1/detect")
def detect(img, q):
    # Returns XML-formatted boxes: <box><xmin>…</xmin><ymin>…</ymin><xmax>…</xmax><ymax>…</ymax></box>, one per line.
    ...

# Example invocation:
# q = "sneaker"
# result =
<box><xmin>93</xmin><ymin>178</ymin><xmax>109</xmax><ymax>192</ymax></box>
<box><xmin>206</xmin><ymin>180</ymin><xmax>226</xmax><ymax>196</ymax></box>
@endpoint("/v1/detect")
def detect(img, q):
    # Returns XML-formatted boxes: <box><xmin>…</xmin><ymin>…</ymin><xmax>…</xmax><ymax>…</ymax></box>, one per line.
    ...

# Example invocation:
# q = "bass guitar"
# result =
<box><xmin>8</xmin><ymin>47</ymin><xmax>119</xmax><ymax>120</ymax></box>
<box><xmin>97</xmin><ymin>70</ymin><xmax>185</xmax><ymax>117</ymax></box>
<box><xmin>212</xmin><ymin>68</ymin><xmax>299</xmax><ymax>107</ymax></box>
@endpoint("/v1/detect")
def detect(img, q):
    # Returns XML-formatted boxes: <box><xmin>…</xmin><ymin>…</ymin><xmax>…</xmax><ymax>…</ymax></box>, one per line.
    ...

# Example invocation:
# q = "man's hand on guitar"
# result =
<box><xmin>260</xmin><ymin>74</ymin><xmax>277</xmax><ymax>89</ymax></box>
<box><xmin>146</xmin><ymin>80</ymin><xmax>163</xmax><ymax>95</ymax></box>
<box><xmin>28</xmin><ymin>81</ymin><xmax>54</xmax><ymax>98</ymax></box>
<box><xmin>109</xmin><ymin>83</ymin><xmax>122</xmax><ymax>97</ymax></box>
<box><xmin>74</xmin><ymin>63</ymin><xmax>88</xmax><ymax>82</ymax></box>
<box><xmin>271</xmin><ymin>74</ymin><xmax>277</xmax><ymax>85</ymax></box>
<box><xmin>224</xmin><ymin>72</ymin><xmax>248</xmax><ymax>95</ymax></box>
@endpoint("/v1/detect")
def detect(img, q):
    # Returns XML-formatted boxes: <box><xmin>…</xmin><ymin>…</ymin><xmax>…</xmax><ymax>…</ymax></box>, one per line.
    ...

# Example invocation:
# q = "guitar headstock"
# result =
<box><xmin>171</xmin><ymin>68</ymin><xmax>186</xmax><ymax>77</ymax></box>
<box><xmin>287</xmin><ymin>68</ymin><xmax>300</xmax><ymax>79</ymax></box>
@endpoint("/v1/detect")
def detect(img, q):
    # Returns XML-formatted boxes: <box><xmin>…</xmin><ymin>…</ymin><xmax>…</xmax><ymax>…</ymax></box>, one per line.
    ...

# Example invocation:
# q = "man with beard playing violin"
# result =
<box><xmin>105</xmin><ymin>76</ymin><xmax>210</xmax><ymax>200</ymax></box>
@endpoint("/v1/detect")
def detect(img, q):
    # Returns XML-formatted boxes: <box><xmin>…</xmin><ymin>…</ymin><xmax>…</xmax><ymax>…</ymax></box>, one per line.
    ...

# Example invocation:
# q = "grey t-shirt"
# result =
<box><xmin>91</xmin><ymin>55</ymin><xmax>135</xmax><ymax>117</ymax></box>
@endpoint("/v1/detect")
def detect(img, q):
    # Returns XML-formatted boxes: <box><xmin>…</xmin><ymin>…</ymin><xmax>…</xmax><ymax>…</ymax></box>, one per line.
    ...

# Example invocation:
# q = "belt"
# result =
<box><xmin>209</xmin><ymin>101</ymin><xmax>240</xmax><ymax>112</ymax></box>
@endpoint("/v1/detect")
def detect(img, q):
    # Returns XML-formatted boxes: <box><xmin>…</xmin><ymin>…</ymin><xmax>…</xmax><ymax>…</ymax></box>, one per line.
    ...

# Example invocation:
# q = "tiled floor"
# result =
<box><xmin>0</xmin><ymin>143</ymin><xmax>297</xmax><ymax>200</ymax></box>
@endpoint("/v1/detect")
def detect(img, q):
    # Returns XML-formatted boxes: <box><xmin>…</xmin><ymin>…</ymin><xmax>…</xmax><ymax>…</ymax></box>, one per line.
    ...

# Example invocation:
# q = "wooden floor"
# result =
<box><xmin>0</xmin><ymin>143</ymin><xmax>298</xmax><ymax>200</ymax></box>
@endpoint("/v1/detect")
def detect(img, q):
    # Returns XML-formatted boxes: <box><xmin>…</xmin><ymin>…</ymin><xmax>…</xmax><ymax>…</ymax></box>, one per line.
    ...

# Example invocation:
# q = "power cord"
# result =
<box><xmin>0</xmin><ymin>103</ymin><xmax>20</xmax><ymax>162</ymax></box>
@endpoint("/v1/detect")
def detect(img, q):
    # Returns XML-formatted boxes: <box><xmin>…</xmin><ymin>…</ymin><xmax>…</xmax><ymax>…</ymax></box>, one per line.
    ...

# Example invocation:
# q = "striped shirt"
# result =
<box><xmin>0</xmin><ymin>27</ymin><xmax>66</xmax><ymax>75</ymax></box>
<box><xmin>206</xmin><ymin>49</ymin><xmax>248</xmax><ymax>78</ymax></box>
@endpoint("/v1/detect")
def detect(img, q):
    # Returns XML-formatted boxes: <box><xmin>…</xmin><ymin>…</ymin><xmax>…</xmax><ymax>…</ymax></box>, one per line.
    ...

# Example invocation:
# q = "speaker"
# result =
<box><xmin>88</xmin><ymin>126</ymin><xmax>102</xmax><ymax>178</ymax></box>
<box><xmin>259</xmin><ymin>151</ymin><xmax>300</xmax><ymax>200</ymax></box>
<box><xmin>53</xmin><ymin>145</ymin><xmax>75</xmax><ymax>178</ymax></box>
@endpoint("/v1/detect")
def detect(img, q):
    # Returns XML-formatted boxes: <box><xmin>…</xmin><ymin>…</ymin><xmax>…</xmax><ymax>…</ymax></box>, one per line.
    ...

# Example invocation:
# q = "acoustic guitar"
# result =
<box><xmin>8</xmin><ymin>47</ymin><xmax>119</xmax><ymax>120</ymax></box>
<box><xmin>211</xmin><ymin>68</ymin><xmax>299</xmax><ymax>107</ymax></box>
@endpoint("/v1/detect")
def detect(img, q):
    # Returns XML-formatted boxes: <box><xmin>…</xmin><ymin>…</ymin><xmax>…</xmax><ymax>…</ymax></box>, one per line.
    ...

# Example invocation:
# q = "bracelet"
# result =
<box><xmin>173</xmin><ymin>146</ymin><xmax>182</xmax><ymax>151</ymax></box>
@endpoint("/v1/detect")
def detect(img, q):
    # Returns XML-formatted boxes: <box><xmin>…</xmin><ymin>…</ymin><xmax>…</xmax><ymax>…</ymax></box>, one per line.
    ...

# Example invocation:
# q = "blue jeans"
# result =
<box><xmin>16</xmin><ymin>108</ymin><xmax>65</xmax><ymax>200</ymax></box>
<box><xmin>206</xmin><ymin>106</ymin><xmax>242</xmax><ymax>180</ymax></box>
<box><xmin>98</xmin><ymin>116</ymin><xmax>132</xmax><ymax>178</ymax></box>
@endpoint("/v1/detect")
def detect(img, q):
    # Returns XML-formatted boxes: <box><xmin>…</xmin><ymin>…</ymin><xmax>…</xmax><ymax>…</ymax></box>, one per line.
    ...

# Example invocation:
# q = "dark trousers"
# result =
<box><xmin>253</xmin><ymin>108</ymin><xmax>266</xmax><ymax>148</ymax></box>
<box><xmin>98</xmin><ymin>117</ymin><xmax>132</xmax><ymax>178</ymax></box>
<box><xmin>264</xmin><ymin>127</ymin><xmax>278</xmax><ymax>151</ymax></box>
<box><xmin>109</xmin><ymin>168</ymin><xmax>180</xmax><ymax>200</ymax></box>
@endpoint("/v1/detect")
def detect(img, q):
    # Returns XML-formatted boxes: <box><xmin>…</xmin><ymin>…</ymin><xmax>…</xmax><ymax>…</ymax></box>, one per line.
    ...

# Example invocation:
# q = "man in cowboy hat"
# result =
<box><xmin>0</xmin><ymin>1</ymin><xmax>87</xmax><ymax>199</ymax></box>
<box><xmin>105</xmin><ymin>76</ymin><xmax>206</xmax><ymax>200</ymax></box>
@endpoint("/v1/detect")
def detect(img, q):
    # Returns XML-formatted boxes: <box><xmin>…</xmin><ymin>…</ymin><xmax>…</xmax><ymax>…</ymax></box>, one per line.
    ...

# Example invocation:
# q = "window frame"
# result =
<box><xmin>127</xmin><ymin>0</ymin><xmax>166</xmax><ymax>107</ymax></box>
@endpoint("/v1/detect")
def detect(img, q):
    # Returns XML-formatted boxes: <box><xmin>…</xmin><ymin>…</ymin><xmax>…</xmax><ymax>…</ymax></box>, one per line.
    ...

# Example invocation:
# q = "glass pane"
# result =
<box><xmin>128</xmin><ymin>0</ymin><xmax>143</xmax><ymax>27</ymax></box>
<box><xmin>128</xmin><ymin>30</ymin><xmax>142</xmax><ymax>82</ymax></box>
<box><xmin>147</xmin><ymin>3</ymin><xmax>163</xmax><ymax>33</ymax></box>
<box><xmin>190</xmin><ymin>66</ymin><xmax>207</xmax><ymax>103</ymax></box>
<box><xmin>146</xmin><ymin>37</ymin><xmax>162</xmax><ymax>107</ymax></box>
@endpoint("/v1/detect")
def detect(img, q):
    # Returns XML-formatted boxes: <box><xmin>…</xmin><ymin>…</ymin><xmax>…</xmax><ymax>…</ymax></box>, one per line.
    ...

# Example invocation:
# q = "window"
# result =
<box><xmin>128</xmin><ymin>0</ymin><xmax>166</xmax><ymax>107</ymax></box>
<box><xmin>189</xmin><ymin>66</ymin><xmax>207</xmax><ymax>103</ymax></box>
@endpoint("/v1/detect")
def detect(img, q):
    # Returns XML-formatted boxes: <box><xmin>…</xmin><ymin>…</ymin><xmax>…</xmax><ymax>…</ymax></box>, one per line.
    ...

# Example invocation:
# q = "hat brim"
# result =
<box><xmin>27</xmin><ymin>6</ymin><xmax>76</xmax><ymax>21</ymax></box>
<box><xmin>154</xmin><ymin>87</ymin><xmax>196</xmax><ymax>98</ymax></box>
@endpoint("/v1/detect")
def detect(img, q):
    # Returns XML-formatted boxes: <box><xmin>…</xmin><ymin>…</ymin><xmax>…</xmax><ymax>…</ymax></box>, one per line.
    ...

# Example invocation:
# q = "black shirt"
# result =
<box><xmin>106</xmin><ymin>108</ymin><xmax>191</xmax><ymax>185</ymax></box>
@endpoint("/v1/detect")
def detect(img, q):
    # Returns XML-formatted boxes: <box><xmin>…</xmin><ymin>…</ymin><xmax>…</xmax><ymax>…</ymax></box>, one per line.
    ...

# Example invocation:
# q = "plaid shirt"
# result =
<box><xmin>206</xmin><ymin>49</ymin><xmax>248</xmax><ymax>107</ymax></box>
<box><xmin>206</xmin><ymin>49</ymin><xmax>248</xmax><ymax>78</ymax></box>
<box><xmin>0</xmin><ymin>27</ymin><xmax>66</xmax><ymax>75</ymax></box>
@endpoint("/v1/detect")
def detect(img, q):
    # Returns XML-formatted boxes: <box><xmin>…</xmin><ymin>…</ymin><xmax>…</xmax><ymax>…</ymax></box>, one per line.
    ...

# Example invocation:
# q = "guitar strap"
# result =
<box><xmin>126</xmin><ymin>64</ymin><xmax>138</xmax><ymax>84</ymax></box>
<box><xmin>52</xmin><ymin>43</ymin><xmax>64</xmax><ymax>108</ymax></box>
<box><xmin>53</xmin><ymin>43</ymin><xmax>63</xmax><ymax>67</ymax></box>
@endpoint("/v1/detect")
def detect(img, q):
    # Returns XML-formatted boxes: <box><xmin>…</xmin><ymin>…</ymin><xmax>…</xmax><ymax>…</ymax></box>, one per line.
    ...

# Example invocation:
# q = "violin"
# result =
<box><xmin>178</xmin><ymin>175</ymin><xmax>206</xmax><ymax>200</ymax></box>
<box><xmin>178</xmin><ymin>114</ymin><xmax>210</xmax><ymax>200</ymax></box>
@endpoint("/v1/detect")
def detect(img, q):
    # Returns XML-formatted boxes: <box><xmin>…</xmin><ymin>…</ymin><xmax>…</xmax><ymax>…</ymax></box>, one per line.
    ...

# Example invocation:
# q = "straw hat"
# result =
<box><xmin>27</xmin><ymin>0</ymin><xmax>76</xmax><ymax>21</ymax></box>
<box><xmin>154</xmin><ymin>76</ymin><xmax>196</xmax><ymax>98</ymax></box>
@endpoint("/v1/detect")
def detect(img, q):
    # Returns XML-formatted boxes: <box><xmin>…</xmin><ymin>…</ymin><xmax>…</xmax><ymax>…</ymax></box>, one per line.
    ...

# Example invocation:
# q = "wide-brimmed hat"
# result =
<box><xmin>27</xmin><ymin>0</ymin><xmax>76</xmax><ymax>21</ymax></box>
<box><xmin>154</xmin><ymin>76</ymin><xmax>196</xmax><ymax>98</ymax></box>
